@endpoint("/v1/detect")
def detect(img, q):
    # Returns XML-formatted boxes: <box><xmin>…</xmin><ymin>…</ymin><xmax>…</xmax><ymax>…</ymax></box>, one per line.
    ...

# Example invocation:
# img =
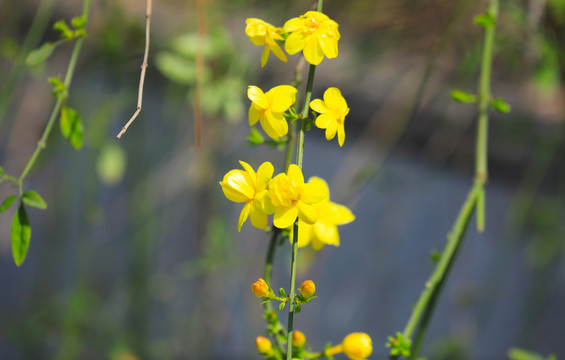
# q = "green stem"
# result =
<box><xmin>17</xmin><ymin>0</ymin><xmax>91</xmax><ymax>187</ymax></box>
<box><xmin>285</xmin><ymin>26</ymin><xmax>319</xmax><ymax>360</ymax></box>
<box><xmin>475</xmin><ymin>0</ymin><xmax>498</xmax><ymax>182</ymax></box>
<box><xmin>402</xmin><ymin>181</ymin><xmax>482</xmax><ymax>340</ymax></box>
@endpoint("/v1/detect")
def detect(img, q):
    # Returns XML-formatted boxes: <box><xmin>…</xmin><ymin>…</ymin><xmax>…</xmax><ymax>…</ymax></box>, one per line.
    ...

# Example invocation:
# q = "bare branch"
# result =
<box><xmin>116</xmin><ymin>0</ymin><xmax>152</xmax><ymax>139</ymax></box>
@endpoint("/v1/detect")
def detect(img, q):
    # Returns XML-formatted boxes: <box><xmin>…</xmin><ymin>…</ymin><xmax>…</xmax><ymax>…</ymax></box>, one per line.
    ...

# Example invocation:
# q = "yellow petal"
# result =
<box><xmin>305</xmin><ymin>11</ymin><xmax>330</xmax><ymax>23</ymax></box>
<box><xmin>239</xmin><ymin>160</ymin><xmax>257</xmax><ymax>187</ymax></box>
<box><xmin>324</xmin><ymin>201</ymin><xmax>355</xmax><ymax>225</ymax></box>
<box><xmin>311</xmin><ymin>236</ymin><xmax>326</xmax><ymax>251</ymax></box>
<box><xmin>287</xmin><ymin>164</ymin><xmax>304</xmax><ymax>186</ymax></box>
<box><xmin>249</xmin><ymin>200</ymin><xmax>268</xmax><ymax>229</ymax></box>
<box><xmin>318</xmin><ymin>30</ymin><xmax>339</xmax><ymax>59</ymax></box>
<box><xmin>261</xmin><ymin>192</ymin><xmax>275</xmax><ymax>214</ymax></box>
<box><xmin>289</xmin><ymin>220</ymin><xmax>313</xmax><ymax>248</ymax></box>
<box><xmin>313</xmin><ymin>221</ymin><xmax>340</xmax><ymax>246</ymax></box>
<box><xmin>261</xmin><ymin>110</ymin><xmax>288</xmax><ymax>139</ymax></box>
<box><xmin>260</xmin><ymin>46</ymin><xmax>270</xmax><ymax>67</ymax></box>
<box><xmin>310</xmin><ymin>99</ymin><xmax>329</xmax><ymax>114</ymax></box>
<box><xmin>248</xmin><ymin>86</ymin><xmax>269</xmax><ymax>109</ymax></box>
<box><xmin>303</xmin><ymin>36</ymin><xmax>324</xmax><ymax>65</ymax></box>
<box><xmin>256</xmin><ymin>161</ymin><xmax>274</xmax><ymax>190</ymax></box>
<box><xmin>325</xmin><ymin>122</ymin><xmax>338</xmax><ymax>140</ymax></box>
<box><xmin>285</xmin><ymin>32</ymin><xmax>306</xmax><ymax>55</ymax></box>
<box><xmin>323</xmin><ymin>88</ymin><xmax>347</xmax><ymax>111</ymax></box>
<box><xmin>274</xmin><ymin>206</ymin><xmax>298</xmax><ymax>229</ymax></box>
<box><xmin>238</xmin><ymin>201</ymin><xmax>252</xmax><ymax>231</ymax></box>
<box><xmin>337</xmin><ymin>123</ymin><xmax>345</xmax><ymax>147</ymax></box>
<box><xmin>315</xmin><ymin>114</ymin><xmax>334</xmax><ymax>129</ymax></box>
<box><xmin>249</xmin><ymin>105</ymin><xmax>260</xmax><ymax>126</ymax></box>
<box><xmin>267</xmin><ymin>85</ymin><xmax>297</xmax><ymax>113</ymax></box>
<box><xmin>283</xmin><ymin>17</ymin><xmax>303</xmax><ymax>33</ymax></box>
<box><xmin>220</xmin><ymin>170</ymin><xmax>254</xmax><ymax>202</ymax></box>
<box><xmin>269</xmin><ymin>42</ymin><xmax>288</xmax><ymax>63</ymax></box>
<box><xmin>302</xmin><ymin>178</ymin><xmax>328</xmax><ymax>204</ymax></box>
<box><xmin>297</xmin><ymin>201</ymin><xmax>318</xmax><ymax>224</ymax></box>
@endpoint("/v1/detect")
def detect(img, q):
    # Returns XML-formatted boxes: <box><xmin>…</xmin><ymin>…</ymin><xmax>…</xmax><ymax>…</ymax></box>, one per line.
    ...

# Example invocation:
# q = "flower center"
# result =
<box><xmin>271</xmin><ymin>176</ymin><xmax>302</xmax><ymax>207</ymax></box>
<box><xmin>305</xmin><ymin>17</ymin><xmax>319</xmax><ymax>34</ymax></box>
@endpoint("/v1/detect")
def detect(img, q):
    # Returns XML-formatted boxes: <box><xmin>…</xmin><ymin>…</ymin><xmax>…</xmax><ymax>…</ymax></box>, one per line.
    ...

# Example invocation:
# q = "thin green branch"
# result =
<box><xmin>17</xmin><ymin>0</ymin><xmax>91</xmax><ymax>188</ymax></box>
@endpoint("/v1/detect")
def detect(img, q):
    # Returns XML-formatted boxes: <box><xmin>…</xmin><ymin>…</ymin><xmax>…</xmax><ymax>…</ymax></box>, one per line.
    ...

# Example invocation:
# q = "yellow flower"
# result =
<box><xmin>245</xmin><ymin>18</ymin><xmax>288</xmax><ymax>67</ymax></box>
<box><xmin>219</xmin><ymin>161</ymin><xmax>274</xmax><ymax>231</ymax></box>
<box><xmin>325</xmin><ymin>333</ymin><xmax>373</xmax><ymax>360</ymax></box>
<box><xmin>248</xmin><ymin>85</ymin><xmax>297</xmax><ymax>140</ymax></box>
<box><xmin>299</xmin><ymin>280</ymin><xmax>316</xmax><ymax>299</ymax></box>
<box><xmin>292</xmin><ymin>330</ymin><xmax>306</xmax><ymax>348</ymax></box>
<box><xmin>283</xmin><ymin>11</ymin><xmax>340</xmax><ymax>65</ymax></box>
<box><xmin>342</xmin><ymin>333</ymin><xmax>373</xmax><ymax>360</ymax></box>
<box><xmin>251</xmin><ymin>278</ymin><xmax>271</xmax><ymax>298</ymax></box>
<box><xmin>290</xmin><ymin>177</ymin><xmax>355</xmax><ymax>250</ymax></box>
<box><xmin>262</xmin><ymin>164</ymin><xmax>326</xmax><ymax>229</ymax></box>
<box><xmin>310</xmin><ymin>87</ymin><xmax>349</xmax><ymax>147</ymax></box>
<box><xmin>255</xmin><ymin>336</ymin><xmax>273</xmax><ymax>355</ymax></box>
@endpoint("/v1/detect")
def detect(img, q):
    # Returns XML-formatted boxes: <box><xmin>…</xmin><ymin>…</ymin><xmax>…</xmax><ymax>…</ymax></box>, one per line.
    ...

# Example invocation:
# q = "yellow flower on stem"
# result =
<box><xmin>248</xmin><ymin>85</ymin><xmax>297</xmax><ymax>140</ymax></box>
<box><xmin>283</xmin><ymin>11</ymin><xmax>340</xmax><ymax>65</ymax></box>
<box><xmin>262</xmin><ymin>165</ymin><xmax>326</xmax><ymax>229</ymax></box>
<box><xmin>255</xmin><ymin>336</ymin><xmax>273</xmax><ymax>355</ymax></box>
<box><xmin>290</xmin><ymin>177</ymin><xmax>355</xmax><ymax>250</ymax></box>
<box><xmin>251</xmin><ymin>278</ymin><xmax>271</xmax><ymax>298</ymax></box>
<box><xmin>219</xmin><ymin>161</ymin><xmax>274</xmax><ymax>231</ymax></box>
<box><xmin>310</xmin><ymin>87</ymin><xmax>349</xmax><ymax>147</ymax></box>
<box><xmin>245</xmin><ymin>18</ymin><xmax>288</xmax><ymax>67</ymax></box>
<box><xmin>292</xmin><ymin>330</ymin><xmax>306</xmax><ymax>348</ymax></box>
<box><xmin>299</xmin><ymin>280</ymin><xmax>316</xmax><ymax>299</ymax></box>
<box><xmin>325</xmin><ymin>333</ymin><xmax>373</xmax><ymax>360</ymax></box>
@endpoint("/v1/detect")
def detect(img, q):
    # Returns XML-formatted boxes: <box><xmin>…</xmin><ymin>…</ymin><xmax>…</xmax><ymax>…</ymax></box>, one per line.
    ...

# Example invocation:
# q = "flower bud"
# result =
<box><xmin>292</xmin><ymin>330</ymin><xmax>306</xmax><ymax>348</ymax></box>
<box><xmin>255</xmin><ymin>336</ymin><xmax>273</xmax><ymax>355</ymax></box>
<box><xmin>342</xmin><ymin>333</ymin><xmax>373</xmax><ymax>360</ymax></box>
<box><xmin>252</xmin><ymin>278</ymin><xmax>270</xmax><ymax>298</ymax></box>
<box><xmin>299</xmin><ymin>280</ymin><xmax>316</xmax><ymax>299</ymax></box>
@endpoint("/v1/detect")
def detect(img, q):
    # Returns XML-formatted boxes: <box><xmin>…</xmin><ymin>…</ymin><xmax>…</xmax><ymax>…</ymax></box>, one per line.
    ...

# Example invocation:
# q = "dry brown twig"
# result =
<box><xmin>116</xmin><ymin>0</ymin><xmax>152</xmax><ymax>139</ymax></box>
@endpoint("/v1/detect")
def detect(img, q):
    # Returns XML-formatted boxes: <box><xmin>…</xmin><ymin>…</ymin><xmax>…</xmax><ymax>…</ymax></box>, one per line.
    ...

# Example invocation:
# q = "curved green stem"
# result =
<box><xmin>17</xmin><ymin>0</ymin><xmax>91</xmax><ymax>186</ymax></box>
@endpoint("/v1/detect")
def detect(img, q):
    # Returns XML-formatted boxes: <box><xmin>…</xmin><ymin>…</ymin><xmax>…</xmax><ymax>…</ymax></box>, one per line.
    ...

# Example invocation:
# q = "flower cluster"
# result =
<box><xmin>244</xmin><ymin>11</ymin><xmax>349</xmax><ymax>145</ymax></box>
<box><xmin>220</xmin><ymin>162</ymin><xmax>354</xmax><ymax>250</ymax></box>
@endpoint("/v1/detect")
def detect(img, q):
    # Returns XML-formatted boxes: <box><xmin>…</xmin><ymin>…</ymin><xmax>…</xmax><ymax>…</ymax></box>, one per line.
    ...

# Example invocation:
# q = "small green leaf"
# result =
<box><xmin>507</xmin><ymin>348</ymin><xmax>547</xmax><ymax>360</ymax></box>
<box><xmin>60</xmin><ymin>107</ymin><xmax>84</xmax><ymax>149</ymax></box>
<box><xmin>26</xmin><ymin>42</ymin><xmax>55</xmax><ymax>66</ymax></box>
<box><xmin>54</xmin><ymin>20</ymin><xmax>74</xmax><ymax>39</ymax></box>
<box><xmin>0</xmin><ymin>165</ymin><xmax>5</xmax><ymax>177</ymax></box>
<box><xmin>278</xmin><ymin>288</ymin><xmax>286</xmax><ymax>297</ymax></box>
<box><xmin>278</xmin><ymin>302</ymin><xmax>285</xmax><ymax>311</ymax></box>
<box><xmin>71</xmin><ymin>16</ymin><xmax>86</xmax><ymax>30</ymax></box>
<box><xmin>474</xmin><ymin>13</ymin><xmax>495</xmax><ymax>29</ymax></box>
<box><xmin>0</xmin><ymin>195</ymin><xmax>19</xmax><ymax>212</ymax></box>
<box><xmin>295</xmin><ymin>304</ymin><xmax>301</xmax><ymax>313</ymax></box>
<box><xmin>11</xmin><ymin>204</ymin><xmax>31</xmax><ymax>267</ymax></box>
<box><xmin>490</xmin><ymin>98</ymin><xmax>511</xmax><ymax>113</ymax></box>
<box><xmin>450</xmin><ymin>89</ymin><xmax>477</xmax><ymax>103</ymax></box>
<box><xmin>49</xmin><ymin>76</ymin><xmax>66</xmax><ymax>99</ymax></box>
<box><xmin>97</xmin><ymin>143</ymin><xmax>127</xmax><ymax>186</ymax></box>
<box><xmin>247</xmin><ymin>128</ymin><xmax>264</xmax><ymax>146</ymax></box>
<box><xmin>22</xmin><ymin>191</ymin><xmax>47</xmax><ymax>210</ymax></box>
<box><xmin>428</xmin><ymin>249</ymin><xmax>441</xmax><ymax>264</ymax></box>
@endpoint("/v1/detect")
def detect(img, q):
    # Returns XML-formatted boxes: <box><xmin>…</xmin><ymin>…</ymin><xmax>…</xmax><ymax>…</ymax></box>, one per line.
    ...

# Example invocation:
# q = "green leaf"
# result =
<box><xmin>450</xmin><ymin>89</ymin><xmax>477</xmax><ymax>103</ymax></box>
<box><xmin>97</xmin><ymin>143</ymin><xmax>127</xmax><ymax>186</ymax></box>
<box><xmin>155</xmin><ymin>51</ymin><xmax>195</xmax><ymax>85</ymax></box>
<box><xmin>474</xmin><ymin>13</ymin><xmax>495</xmax><ymax>29</ymax></box>
<box><xmin>278</xmin><ymin>288</ymin><xmax>286</xmax><ymax>297</ymax></box>
<box><xmin>49</xmin><ymin>76</ymin><xmax>66</xmax><ymax>99</ymax></box>
<box><xmin>278</xmin><ymin>302</ymin><xmax>285</xmax><ymax>311</ymax></box>
<box><xmin>60</xmin><ymin>107</ymin><xmax>84</xmax><ymax>149</ymax></box>
<box><xmin>54</xmin><ymin>20</ymin><xmax>74</xmax><ymax>39</ymax></box>
<box><xmin>22</xmin><ymin>191</ymin><xmax>47</xmax><ymax>210</ymax></box>
<box><xmin>247</xmin><ymin>128</ymin><xmax>264</xmax><ymax>146</ymax></box>
<box><xmin>0</xmin><ymin>195</ymin><xmax>19</xmax><ymax>212</ymax></box>
<box><xmin>507</xmin><ymin>348</ymin><xmax>546</xmax><ymax>360</ymax></box>
<box><xmin>490</xmin><ymin>98</ymin><xmax>511</xmax><ymax>113</ymax></box>
<box><xmin>0</xmin><ymin>165</ymin><xmax>5</xmax><ymax>177</ymax></box>
<box><xmin>26</xmin><ymin>42</ymin><xmax>55</xmax><ymax>66</ymax></box>
<box><xmin>295</xmin><ymin>304</ymin><xmax>301</xmax><ymax>313</ymax></box>
<box><xmin>11</xmin><ymin>204</ymin><xmax>31</xmax><ymax>267</ymax></box>
<box><xmin>71</xmin><ymin>16</ymin><xmax>86</xmax><ymax>30</ymax></box>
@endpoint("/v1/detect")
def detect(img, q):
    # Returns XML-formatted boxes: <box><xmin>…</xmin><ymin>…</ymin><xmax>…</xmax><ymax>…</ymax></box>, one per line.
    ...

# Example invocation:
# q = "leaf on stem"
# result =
<box><xmin>60</xmin><ymin>107</ymin><xmax>84</xmax><ymax>150</ymax></box>
<box><xmin>54</xmin><ymin>20</ymin><xmax>74</xmax><ymax>39</ymax></box>
<box><xmin>0</xmin><ymin>195</ymin><xmax>19</xmax><ymax>212</ymax></box>
<box><xmin>26</xmin><ymin>42</ymin><xmax>56</xmax><ymax>66</ymax></box>
<box><xmin>507</xmin><ymin>347</ymin><xmax>552</xmax><ymax>360</ymax></box>
<box><xmin>22</xmin><ymin>191</ymin><xmax>47</xmax><ymax>210</ymax></box>
<box><xmin>248</xmin><ymin>128</ymin><xmax>264</xmax><ymax>146</ymax></box>
<box><xmin>11</xmin><ymin>204</ymin><xmax>31</xmax><ymax>267</ymax></box>
<box><xmin>0</xmin><ymin>165</ymin><xmax>5</xmax><ymax>177</ymax></box>
<box><xmin>474</xmin><ymin>13</ymin><xmax>495</xmax><ymax>29</ymax></box>
<box><xmin>450</xmin><ymin>89</ymin><xmax>477</xmax><ymax>103</ymax></box>
<box><xmin>490</xmin><ymin>98</ymin><xmax>511</xmax><ymax>113</ymax></box>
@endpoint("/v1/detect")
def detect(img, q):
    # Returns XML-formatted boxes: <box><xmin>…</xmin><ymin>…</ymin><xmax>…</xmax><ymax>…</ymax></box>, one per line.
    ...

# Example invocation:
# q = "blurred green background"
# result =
<box><xmin>0</xmin><ymin>0</ymin><xmax>564</xmax><ymax>359</ymax></box>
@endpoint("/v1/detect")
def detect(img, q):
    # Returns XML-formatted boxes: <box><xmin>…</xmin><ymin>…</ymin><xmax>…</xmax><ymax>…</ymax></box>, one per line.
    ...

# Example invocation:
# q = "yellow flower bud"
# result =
<box><xmin>255</xmin><ymin>336</ymin><xmax>273</xmax><ymax>355</ymax></box>
<box><xmin>292</xmin><ymin>330</ymin><xmax>306</xmax><ymax>348</ymax></box>
<box><xmin>342</xmin><ymin>333</ymin><xmax>373</xmax><ymax>360</ymax></box>
<box><xmin>299</xmin><ymin>280</ymin><xmax>316</xmax><ymax>299</ymax></box>
<box><xmin>252</xmin><ymin>278</ymin><xmax>270</xmax><ymax>298</ymax></box>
